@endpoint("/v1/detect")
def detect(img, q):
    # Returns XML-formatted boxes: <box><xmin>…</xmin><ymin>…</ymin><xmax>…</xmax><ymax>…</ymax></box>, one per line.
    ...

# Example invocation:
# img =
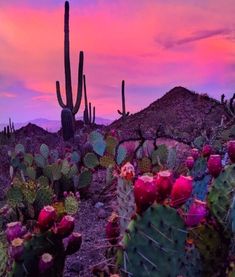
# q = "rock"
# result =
<box><xmin>94</xmin><ymin>202</ymin><xmax>104</xmax><ymax>209</ymax></box>
<box><xmin>97</xmin><ymin>208</ymin><xmax>106</xmax><ymax>219</ymax></box>
<box><xmin>69</xmin><ymin>260</ymin><xmax>83</xmax><ymax>273</ymax></box>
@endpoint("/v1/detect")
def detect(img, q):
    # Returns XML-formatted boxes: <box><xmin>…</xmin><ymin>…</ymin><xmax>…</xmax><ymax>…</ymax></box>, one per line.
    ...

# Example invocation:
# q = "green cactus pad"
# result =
<box><xmin>50</xmin><ymin>149</ymin><xmax>59</xmax><ymax>163</ymax></box>
<box><xmin>138</xmin><ymin>157</ymin><xmax>152</xmax><ymax>173</ymax></box>
<box><xmin>51</xmin><ymin>163</ymin><xmax>62</xmax><ymax>181</ymax></box>
<box><xmin>24</xmin><ymin>153</ymin><xmax>34</xmax><ymax>167</ymax></box>
<box><xmin>151</xmin><ymin>144</ymin><xmax>168</xmax><ymax>166</ymax></box>
<box><xmin>116</xmin><ymin>145</ymin><xmax>127</xmax><ymax>165</ymax></box>
<box><xmin>118</xmin><ymin>204</ymin><xmax>202</xmax><ymax>277</ymax></box>
<box><xmin>37</xmin><ymin>176</ymin><xmax>49</xmax><ymax>187</ymax></box>
<box><xmin>34</xmin><ymin>154</ymin><xmax>46</xmax><ymax>168</ymax></box>
<box><xmin>71</xmin><ymin>151</ymin><xmax>80</xmax><ymax>163</ymax></box>
<box><xmin>190</xmin><ymin>157</ymin><xmax>207</xmax><ymax>179</ymax></box>
<box><xmin>193</xmin><ymin>136</ymin><xmax>206</xmax><ymax>149</ymax></box>
<box><xmin>208</xmin><ymin>164</ymin><xmax>235</xmax><ymax>233</ymax></box>
<box><xmin>40</xmin><ymin>143</ymin><xmax>49</xmax><ymax>159</ymax></box>
<box><xmin>0</xmin><ymin>242</ymin><xmax>8</xmax><ymax>277</ymax></box>
<box><xmin>15</xmin><ymin>143</ymin><xmax>25</xmax><ymax>154</ymax></box>
<box><xmin>61</xmin><ymin>159</ymin><xmax>70</xmax><ymax>175</ymax></box>
<box><xmin>22</xmin><ymin>182</ymin><xmax>37</xmax><ymax>204</ymax></box>
<box><xmin>34</xmin><ymin>186</ymin><xmax>53</xmax><ymax>213</ymax></box>
<box><xmin>189</xmin><ymin>224</ymin><xmax>229</xmax><ymax>276</ymax></box>
<box><xmin>43</xmin><ymin>165</ymin><xmax>53</xmax><ymax>182</ymax></box>
<box><xmin>67</xmin><ymin>164</ymin><xmax>78</xmax><ymax>179</ymax></box>
<box><xmin>117</xmin><ymin>178</ymin><xmax>135</xmax><ymax>234</ymax></box>
<box><xmin>83</xmin><ymin>152</ymin><xmax>99</xmax><ymax>169</ymax></box>
<box><xmin>106</xmin><ymin>136</ymin><xmax>118</xmax><ymax>156</ymax></box>
<box><xmin>26</xmin><ymin>166</ymin><xmax>36</xmax><ymax>180</ymax></box>
<box><xmin>100</xmin><ymin>155</ymin><xmax>116</xmax><ymax>168</ymax></box>
<box><xmin>65</xmin><ymin>195</ymin><xmax>79</xmax><ymax>215</ymax></box>
<box><xmin>7</xmin><ymin>186</ymin><xmax>23</xmax><ymax>207</ymax></box>
<box><xmin>78</xmin><ymin>170</ymin><xmax>93</xmax><ymax>189</ymax></box>
<box><xmin>89</xmin><ymin>131</ymin><xmax>106</xmax><ymax>156</ymax></box>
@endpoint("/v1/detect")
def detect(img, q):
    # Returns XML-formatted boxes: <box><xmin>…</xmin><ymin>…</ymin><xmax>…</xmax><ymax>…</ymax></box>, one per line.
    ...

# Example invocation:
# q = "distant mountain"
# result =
<box><xmin>108</xmin><ymin>86</ymin><xmax>227</xmax><ymax>143</ymax></box>
<box><xmin>0</xmin><ymin>117</ymin><xmax>112</xmax><ymax>133</ymax></box>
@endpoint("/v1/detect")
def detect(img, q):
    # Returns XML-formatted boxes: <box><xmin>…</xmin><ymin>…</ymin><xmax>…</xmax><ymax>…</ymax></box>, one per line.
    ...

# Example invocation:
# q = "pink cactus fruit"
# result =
<box><xmin>65</xmin><ymin>232</ymin><xmax>82</xmax><ymax>255</ymax></box>
<box><xmin>186</xmin><ymin>156</ymin><xmax>195</xmax><ymax>170</ymax></box>
<box><xmin>6</xmin><ymin>221</ymin><xmax>24</xmax><ymax>242</ymax></box>
<box><xmin>120</xmin><ymin>162</ymin><xmax>135</xmax><ymax>181</ymax></box>
<box><xmin>56</xmin><ymin>215</ymin><xmax>75</xmax><ymax>238</ymax></box>
<box><xmin>170</xmin><ymin>176</ymin><xmax>193</xmax><ymax>207</ymax></box>
<box><xmin>38</xmin><ymin>206</ymin><xmax>56</xmax><ymax>231</ymax></box>
<box><xmin>10</xmin><ymin>238</ymin><xmax>24</xmax><ymax>261</ymax></box>
<box><xmin>202</xmin><ymin>144</ymin><xmax>212</xmax><ymax>158</ymax></box>
<box><xmin>228</xmin><ymin>140</ymin><xmax>235</xmax><ymax>163</ymax></box>
<box><xmin>185</xmin><ymin>200</ymin><xmax>207</xmax><ymax>227</ymax></box>
<box><xmin>106</xmin><ymin>212</ymin><xmax>120</xmax><ymax>245</ymax></box>
<box><xmin>39</xmin><ymin>253</ymin><xmax>54</xmax><ymax>273</ymax></box>
<box><xmin>154</xmin><ymin>170</ymin><xmax>173</xmax><ymax>203</ymax></box>
<box><xmin>191</xmin><ymin>148</ymin><xmax>200</xmax><ymax>160</ymax></box>
<box><xmin>207</xmin><ymin>154</ymin><xmax>222</xmax><ymax>178</ymax></box>
<box><xmin>134</xmin><ymin>175</ymin><xmax>157</xmax><ymax>214</ymax></box>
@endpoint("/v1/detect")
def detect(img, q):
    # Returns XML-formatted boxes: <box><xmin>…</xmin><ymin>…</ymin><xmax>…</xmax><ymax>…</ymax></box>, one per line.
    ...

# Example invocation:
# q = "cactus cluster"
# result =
<box><xmin>3</xmin><ymin>205</ymin><xmax>82</xmax><ymax>277</ymax></box>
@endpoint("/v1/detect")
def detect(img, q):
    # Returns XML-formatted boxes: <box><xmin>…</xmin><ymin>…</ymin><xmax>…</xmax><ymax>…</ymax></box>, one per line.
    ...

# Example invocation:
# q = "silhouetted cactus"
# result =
<box><xmin>61</xmin><ymin>108</ymin><xmax>74</xmax><ymax>141</ymax></box>
<box><xmin>83</xmin><ymin>75</ymin><xmax>95</xmax><ymax>125</ymax></box>
<box><xmin>117</xmin><ymin>80</ymin><xmax>129</xmax><ymax>119</ymax></box>
<box><xmin>56</xmin><ymin>1</ymin><xmax>84</xmax><ymax>120</ymax></box>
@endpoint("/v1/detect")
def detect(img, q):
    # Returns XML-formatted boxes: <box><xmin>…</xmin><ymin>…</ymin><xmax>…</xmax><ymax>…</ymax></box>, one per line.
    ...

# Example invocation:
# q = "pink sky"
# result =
<box><xmin>0</xmin><ymin>0</ymin><xmax>235</xmax><ymax>123</ymax></box>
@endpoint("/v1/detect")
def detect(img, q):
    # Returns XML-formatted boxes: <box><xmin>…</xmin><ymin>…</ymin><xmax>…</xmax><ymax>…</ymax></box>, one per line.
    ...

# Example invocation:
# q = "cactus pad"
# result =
<box><xmin>83</xmin><ymin>152</ymin><xmax>99</xmax><ymax>169</ymax></box>
<box><xmin>208</xmin><ymin>164</ymin><xmax>235</xmax><ymax>232</ymax></box>
<box><xmin>40</xmin><ymin>143</ymin><xmax>49</xmax><ymax>159</ymax></box>
<box><xmin>65</xmin><ymin>195</ymin><xmax>79</xmax><ymax>215</ymax></box>
<box><xmin>100</xmin><ymin>155</ymin><xmax>116</xmax><ymax>168</ymax></box>
<box><xmin>78</xmin><ymin>170</ymin><xmax>93</xmax><ymax>189</ymax></box>
<box><xmin>117</xmin><ymin>178</ymin><xmax>135</xmax><ymax>234</ymax></box>
<box><xmin>118</xmin><ymin>204</ymin><xmax>202</xmax><ymax>276</ymax></box>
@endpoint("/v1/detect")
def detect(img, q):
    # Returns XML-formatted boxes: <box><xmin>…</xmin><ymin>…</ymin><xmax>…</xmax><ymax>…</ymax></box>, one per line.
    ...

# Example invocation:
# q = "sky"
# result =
<box><xmin>0</xmin><ymin>0</ymin><xmax>235</xmax><ymax>123</ymax></box>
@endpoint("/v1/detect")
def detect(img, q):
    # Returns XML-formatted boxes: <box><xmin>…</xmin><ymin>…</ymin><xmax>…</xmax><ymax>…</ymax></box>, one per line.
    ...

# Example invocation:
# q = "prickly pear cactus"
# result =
<box><xmin>116</xmin><ymin>178</ymin><xmax>135</xmax><ymax>234</ymax></box>
<box><xmin>188</xmin><ymin>224</ymin><xmax>229</xmax><ymax>276</ymax></box>
<box><xmin>185</xmin><ymin>174</ymin><xmax>211</xmax><ymax>210</ymax></box>
<box><xmin>0</xmin><ymin>242</ymin><xmax>8</xmax><ymax>277</ymax></box>
<box><xmin>208</xmin><ymin>164</ymin><xmax>235</xmax><ymax>233</ymax></box>
<box><xmin>100</xmin><ymin>155</ymin><xmax>115</xmax><ymax>168</ymax></box>
<box><xmin>116</xmin><ymin>145</ymin><xmax>127</xmax><ymax>165</ymax></box>
<box><xmin>65</xmin><ymin>195</ymin><xmax>79</xmax><ymax>215</ymax></box>
<box><xmin>117</xmin><ymin>204</ymin><xmax>202</xmax><ymax>276</ymax></box>
<box><xmin>34</xmin><ymin>186</ymin><xmax>53</xmax><ymax>213</ymax></box>
<box><xmin>83</xmin><ymin>152</ymin><xmax>99</xmax><ymax>169</ymax></box>
<box><xmin>106</xmin><ymin>136</ymin><xmax>118</xmax><ymax>156</ymax></box>
<box><xmin>40</xmin><ymin>143</ymin><xmax>49</xmax><ymax>159</ymax></box>
<box><xmin>78</xmin><ymin>169</ymin><xmax>93</xmax><ymax>189</ymax></box>
<box><xmin>137</xmin><ymin>157</ymin><xmax>152</xmax><ymax>173</ymax></box>
<box><xmin>190</xmin><ymin>157</ymin><xmax>207</xmax><ymax>179</ymax></box>
<box><xmin>89</xmin><ymin>131</ymin><xmax>106</xmax><ymax>156</ymax></box>
<box><xmin>151</xmin><ymin>144</ymin><xmax>168</xmax><ymax>166</ymax></box>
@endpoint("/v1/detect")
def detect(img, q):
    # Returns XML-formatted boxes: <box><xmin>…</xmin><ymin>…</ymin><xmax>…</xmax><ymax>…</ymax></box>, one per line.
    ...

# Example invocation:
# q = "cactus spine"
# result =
<box><xmin>117</xmin><ymin>80</ymin><xmax>129</xmax><ymax>119</ymax></box>
<box><xmin>83</xmin><ymin>75</ymin><xmax>95</xmax><ymax>125</ymax></box>
<box><xmin>56</xmin><ymin>1</ymin><xmax>84</xmax><ymax>119</ymax></box>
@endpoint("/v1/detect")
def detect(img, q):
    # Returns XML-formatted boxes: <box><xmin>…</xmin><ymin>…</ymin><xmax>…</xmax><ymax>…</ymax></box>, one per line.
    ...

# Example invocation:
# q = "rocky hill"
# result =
<box><xmin>108</xmin><ymin>86</ymin><xmax>228</xmax><ymax>143</ymax></box>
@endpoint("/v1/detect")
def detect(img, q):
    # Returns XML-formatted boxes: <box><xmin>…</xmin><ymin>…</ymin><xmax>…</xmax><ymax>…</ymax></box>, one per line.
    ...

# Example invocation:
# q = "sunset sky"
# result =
<box><xmin>0</xmin><ymin>0</ymin><xmax>235</xmax><ymax>123</ymax></box>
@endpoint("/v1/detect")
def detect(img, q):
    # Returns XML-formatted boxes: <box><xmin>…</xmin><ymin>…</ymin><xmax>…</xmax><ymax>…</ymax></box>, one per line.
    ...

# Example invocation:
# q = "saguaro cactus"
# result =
<box><xmin>83</xmin><ymin>75</ymin><xmax>96</xmax><ymax>125</ymax></box>
<box><xmin>117</xmin><ymin>80</ymin><xmax>129</xmax><ymax>119</ymax></box>
<box><xmin>56</xmin><ymin>1</ymin><xmax>84</xmax><ymax>119</ymax></box>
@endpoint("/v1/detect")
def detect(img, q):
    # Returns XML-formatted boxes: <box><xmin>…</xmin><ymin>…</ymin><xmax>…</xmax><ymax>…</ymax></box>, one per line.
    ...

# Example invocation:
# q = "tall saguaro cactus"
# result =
<box><xmin>56</xmin><ymin>1</ymin><xmax>84</xmax><ymax>119</ymax></box>
<box><xmin>117</xmin><ymin>80</ymin><xmax>129</xmax><ymax>119</ymax></box>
